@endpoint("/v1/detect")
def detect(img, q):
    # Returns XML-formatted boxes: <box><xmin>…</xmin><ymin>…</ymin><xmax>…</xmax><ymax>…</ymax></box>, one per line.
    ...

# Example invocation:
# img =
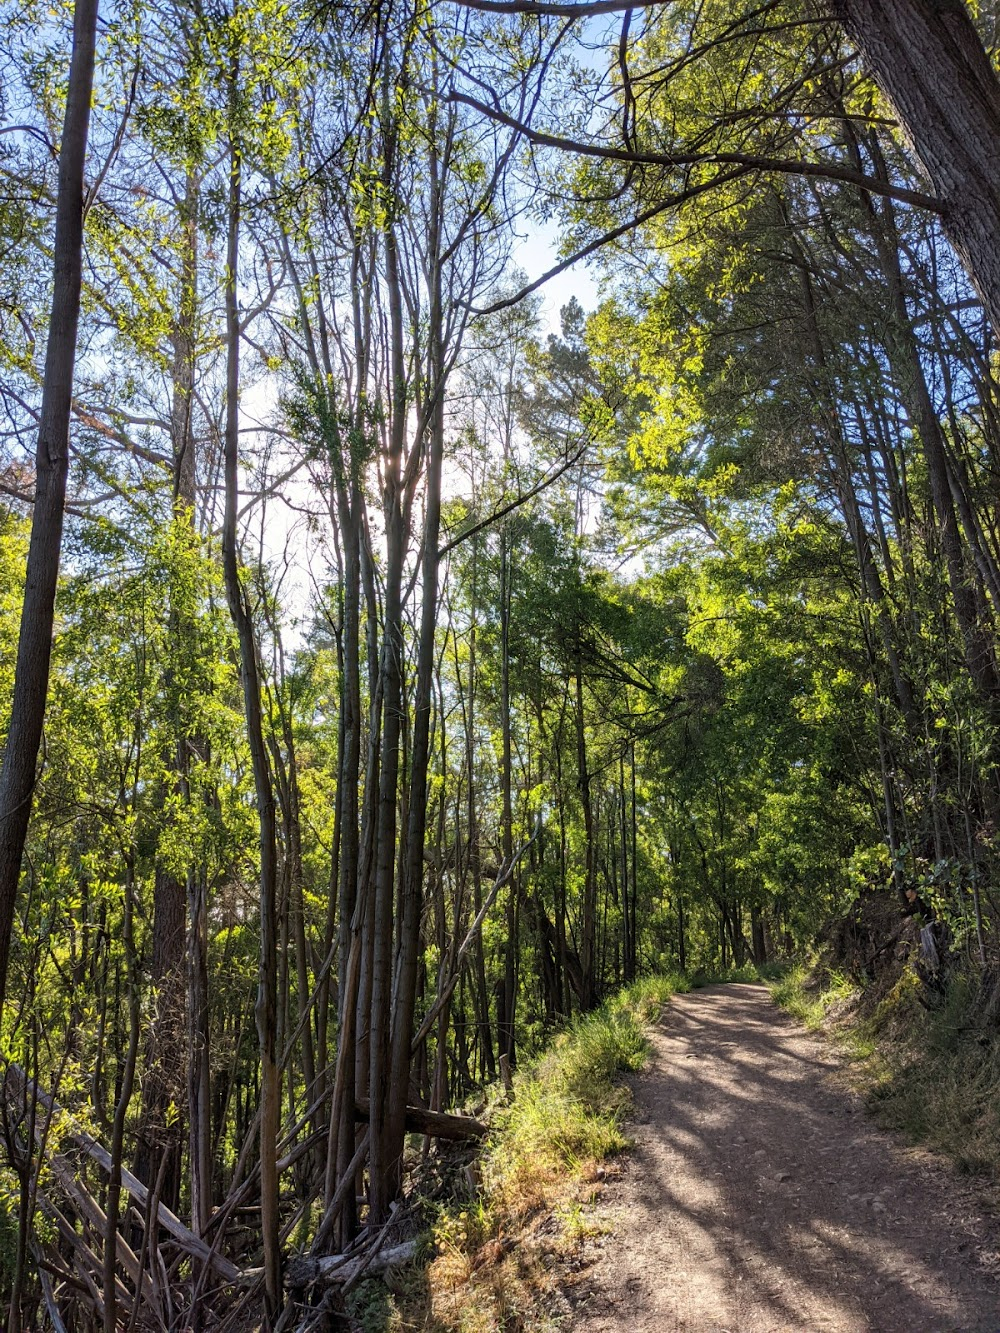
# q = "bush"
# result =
<box><xmin>771</xmin><ymin>963</ymin><xmax>1000</xmax><ymax>1178</ymax></box>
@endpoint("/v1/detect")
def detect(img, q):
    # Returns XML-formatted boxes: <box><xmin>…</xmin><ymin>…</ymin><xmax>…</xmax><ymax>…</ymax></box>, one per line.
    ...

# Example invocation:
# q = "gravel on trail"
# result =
<box><xmin>570</xmin><ymin>982</ymin><xmax>1000</xmax><ymax>1333</ymax></box>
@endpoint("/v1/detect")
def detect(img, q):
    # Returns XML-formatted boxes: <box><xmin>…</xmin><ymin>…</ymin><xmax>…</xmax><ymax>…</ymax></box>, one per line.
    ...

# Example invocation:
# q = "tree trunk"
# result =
<box><xmin>136</xmin><ymin>171</ymin><xmax>200</xmax><ymax>1216</ymax></box>
<box><xmin>220</xmin><ymin>128</ymin><xmax>281</xmax><ymax>1319</ymax></box>
<box><xmin>368</xmin><ymin>189</ymin><xmax>408</xmax><ymax>1226</ymax></box>
<box><xmin>836</xmin><ymin>0</ymin><xmax>1000</xmax><ymax>337</ymax></box>
<box><xmin>575</xmin><ymin>652</ymin><xmax>598</xmax><ymax>1009</ymax></box>
<box><xmin>0</xmin><ymin>0</ymin><xmax>99</xmax><ymax>1012</ymax></box>
<box><xmin>498</xmin><ymin>522</ymin><xmax>517</xmax><ymax>1061</ymax></box>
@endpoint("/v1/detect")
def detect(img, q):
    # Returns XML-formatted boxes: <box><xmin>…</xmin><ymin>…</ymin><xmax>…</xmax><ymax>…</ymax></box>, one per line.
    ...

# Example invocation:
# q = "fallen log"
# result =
<box><xmin>286</xmin><ymin>1240</ymin><xmax>418</xmax><ymax>1290</ymax></box>
<box><xmin>3</xmin><ymin>1062</ymin><xmax>241</xmax><ymax>1283</ymax></box>
<box><xmin>34</xmin><ymin>1247</ymin><xmax>70</xmax><ymax>1333</ymax></box>
<box><xmin>46</xmin><ymin>1153</ymin><xmax>160</xmax><ymax>1312</ymax></box>
<box><xmin>354</xmin><ymin>1098</ymin><xmax>486</xmax><ymax>1141</ymax></box>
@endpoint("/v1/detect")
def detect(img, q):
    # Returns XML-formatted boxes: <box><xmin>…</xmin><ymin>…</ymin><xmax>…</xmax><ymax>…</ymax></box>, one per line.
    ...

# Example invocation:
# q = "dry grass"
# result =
<box><xmin>382</xmin><ymin>974</ymin><xmax>687</xmax><ymax>1332</ymax></box>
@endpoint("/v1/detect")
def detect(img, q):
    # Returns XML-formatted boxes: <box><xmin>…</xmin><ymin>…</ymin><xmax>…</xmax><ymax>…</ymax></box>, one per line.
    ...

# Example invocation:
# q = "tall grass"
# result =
<box><xmin>412</xmin><ymin>973</ymin><xmax>688</xmax><ymax>1331</ymax></box>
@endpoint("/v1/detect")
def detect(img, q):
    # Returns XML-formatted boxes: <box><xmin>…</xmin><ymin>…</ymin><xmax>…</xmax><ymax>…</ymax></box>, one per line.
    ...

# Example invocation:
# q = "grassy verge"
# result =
<box><xmin>770</xmin><ymin>963</ymin><xmax>1000</xmax><ymax>1179</ymax></box>
<box><xmin>768</xmin><ymin>963</ymin><xmax>859</xmax><ymax>1031</ymax></box>
<box><xmin>362</xmin><ymin>974</ymin><xmax>688</xmax><ymax>1332</ymax></box>
<box><xmin>689</xmin><ymin>961</ymin><xmax>788</xmax><ymax>989</ymax></box>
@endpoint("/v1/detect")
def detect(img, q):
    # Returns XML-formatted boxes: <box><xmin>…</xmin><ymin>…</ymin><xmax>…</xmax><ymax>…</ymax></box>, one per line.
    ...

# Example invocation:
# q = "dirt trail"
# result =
<box><xmin>570</xmin><ymin>983</ymin><xmax>1000</xmax><ymax>1332</ymax></box>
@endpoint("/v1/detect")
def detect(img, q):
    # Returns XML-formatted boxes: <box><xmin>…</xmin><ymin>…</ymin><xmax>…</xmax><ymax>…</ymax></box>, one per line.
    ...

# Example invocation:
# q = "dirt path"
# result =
<box><xmin>570</xmin><ymin>983</ymin><xmax>1000</xmax><ymax>1332</ymax></box>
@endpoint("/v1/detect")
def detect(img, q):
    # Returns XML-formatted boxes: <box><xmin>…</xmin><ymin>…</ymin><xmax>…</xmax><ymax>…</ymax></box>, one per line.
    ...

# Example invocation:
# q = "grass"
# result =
<box><xmin>364</xmin><ymin>966</ymin><xmax>783</xmax><ymax>1331</ymax></box>
<box><xmin>689</xmin><ymin>960</ymin><xmax>789</xmax><ymax>988</ymax></box>
<box><xmin>768</xmin><ymin>963</ymin><xmax>857</xmax><ymax>1030</ymax></box>
<box><xmin>770</xmin><ymin>962</ymin><xmax>1000</xmax><ymax>1179</ymax></box>
<box><xmin>391</xmin><ymin>973</ymin><xmax>689</xmax><ymax>1332</ymax></box>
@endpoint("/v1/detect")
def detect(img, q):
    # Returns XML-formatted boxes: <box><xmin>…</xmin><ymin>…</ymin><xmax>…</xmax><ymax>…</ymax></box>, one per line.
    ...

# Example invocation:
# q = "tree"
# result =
<box><xmin>834</xmin><ymin>0</ymin><xmax>1000</xmax><ymax>336</ymax></box>
<box><xmin>0</xmin><ymin>0</ymin><xmax>100</xmax><ymax>1012</ymax></box>
<box><xmin>453</xmin><ymin>0</ymin><xmax>1000</xmax><ymax>340</ymax></box>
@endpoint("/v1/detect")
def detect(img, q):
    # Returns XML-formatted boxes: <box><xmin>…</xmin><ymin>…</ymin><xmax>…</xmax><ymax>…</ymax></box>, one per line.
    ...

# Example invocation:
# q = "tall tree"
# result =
<box><xmin>0</xmin><ymin>0</ymin><xmax>100</xmax><ymax>1011</ymax></box>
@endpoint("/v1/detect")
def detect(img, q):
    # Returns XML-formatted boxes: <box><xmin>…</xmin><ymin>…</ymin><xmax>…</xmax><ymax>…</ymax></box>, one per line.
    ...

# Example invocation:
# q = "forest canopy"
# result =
<box><xmin>1</xmin><ymin>0</ymin><xmax>1000</xmax><ymax>1325</ymax></box>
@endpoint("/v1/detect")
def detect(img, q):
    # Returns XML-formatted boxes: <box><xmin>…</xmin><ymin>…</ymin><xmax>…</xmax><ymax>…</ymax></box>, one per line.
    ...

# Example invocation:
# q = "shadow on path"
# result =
<box><xmin>572</xmin><ymin>983</ymin><xmax>1000</xmax><ymax>1333</ymax></box>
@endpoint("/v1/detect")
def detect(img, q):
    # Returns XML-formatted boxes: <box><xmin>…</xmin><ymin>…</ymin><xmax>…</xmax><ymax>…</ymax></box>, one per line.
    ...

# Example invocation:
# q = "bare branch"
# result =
<box><xmin>451</xmin><ymin>91</ymin><xmax>944</xmax><ymax>213</ymax></box>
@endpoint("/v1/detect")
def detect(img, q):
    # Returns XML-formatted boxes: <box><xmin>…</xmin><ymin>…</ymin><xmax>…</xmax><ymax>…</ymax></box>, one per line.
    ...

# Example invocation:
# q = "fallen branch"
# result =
<box><xmin>353</xmin><ymin>1098</ymin><xmax>486</xmax><ymax>1141</ymax></box>
<box><xmin>34</xmin><ymin>1247</ymin><xmax>70</xmax><ymax>1333</ymax></box>
<box><xmin>3</xmin><ymin>1062</ymin><xmax>241</xmax><ymax>1283</ymax></box>
<box><xmin>46</xmin><ymin>1153</ymin><xmax>160</xmax><ymax>1312</ymax></box>
<box><xmin>310</xmin><ymin>1127</ymin><xmax>371</xmax><ymax>1255</ymax></box>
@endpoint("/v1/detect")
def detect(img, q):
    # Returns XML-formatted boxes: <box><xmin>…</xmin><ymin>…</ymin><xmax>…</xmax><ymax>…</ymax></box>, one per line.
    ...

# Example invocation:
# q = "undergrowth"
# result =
<box><xmin>690</xmin><ymin>960</ymin><xmax>788</xmax><ymax>988</ymax></box>
<box><xmin>391</xmin><ymin>973</ymin><xmax>689</xmax><ymax>1332</ymax></box>
<box><xmin>770</xmin><ymin>963</ymin><xmax>1000</xmax><ymax>1179</ymax></box>
<box><xmin>768</xmin><ymin>963</ymin><xmax>857</xmax><ymax>1030</ymax></box>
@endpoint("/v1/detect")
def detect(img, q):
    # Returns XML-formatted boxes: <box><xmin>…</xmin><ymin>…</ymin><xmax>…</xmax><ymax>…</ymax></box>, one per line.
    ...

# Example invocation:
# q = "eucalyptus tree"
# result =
<box><xmin>450</xmin><ymin>0</ymin><xmax>1000</xmax><ymax>345</ymax></box>
<box><xmin>341</xmin><ymin>8</ymin><xmax>520</xmax><ymax>1226</ymax></box>
<box><xmin>258</xmin><ymin>0</ymin><xmax>535</xmax><ymax>1237</ymax></box>
<box><xmin>0</xmin><ymin>0</ymin><xmax>99</xmax><ymax>1014</ymax></box>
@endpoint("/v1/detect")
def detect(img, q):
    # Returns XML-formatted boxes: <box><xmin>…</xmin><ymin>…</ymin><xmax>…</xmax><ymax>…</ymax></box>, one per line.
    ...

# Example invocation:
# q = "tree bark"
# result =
<box><xmin>575</xmin><ymin>652</ymin><xmax>598</xmax><ymax>1009</ymax></box>
<box><xmin>135</xmin><ymin>171</ymin><xmax>200</xmax><ymax>1215</ymax></box>
<box><xmin>836</xmin><ymin>0</ymin><xmax>1000</xmax><ymax>337</ymax></box>
<box><xmin>0</xmin><ymin>0</ymin><xmax>99</xmax><ymax>1012</ymax></box>
<box><xmin>220</xmin><ymin>123</ymin><xmax>281</xmax><ymax>1320</ymax></box>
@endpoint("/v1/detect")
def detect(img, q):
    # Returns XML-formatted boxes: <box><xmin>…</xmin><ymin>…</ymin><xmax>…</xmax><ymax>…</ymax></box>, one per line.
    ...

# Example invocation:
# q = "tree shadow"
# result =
<box><xmin>577</xmin><ymin>983</ymin><xmax>1000</xmax><ymax>1333</ymax></box>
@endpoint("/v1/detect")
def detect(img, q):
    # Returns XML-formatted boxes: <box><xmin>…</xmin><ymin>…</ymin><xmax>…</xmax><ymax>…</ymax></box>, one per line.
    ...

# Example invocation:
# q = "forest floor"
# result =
<box><xmin>563</xmin><ymin>982</ymin><xmax>1000</xmax><ymax>1332</ymax></box>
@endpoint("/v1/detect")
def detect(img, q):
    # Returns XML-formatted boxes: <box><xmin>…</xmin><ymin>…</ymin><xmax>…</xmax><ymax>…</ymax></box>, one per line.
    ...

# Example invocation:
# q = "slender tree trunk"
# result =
<box><xmin>220</xmin><ymin>124</ymin><xmax>281</xmax><ymax>1319</ymax></box>
<box><xmin>332</xmin><ymin>500</ymin><xmax>362</xmax><ymax>1246</ymax></box>
<box><xmin>389</xmin><ymin>386</ymin><xmax>444</xmax><ymax>1176</ymax></box>
<box><xmin>368</xmin><ymin>196</ymin><xmax>408</xmax><ymax>1225</ymax></box>
<box><xmin>630</xmin><ymin>742</ymin><xmax>638</xmax><ymax>977</ymax></box>
<box><xmin>498</xmin><ymin>522</ymin><xmax>517</xmax><ymax>1061</ymax></box>
<box><xmin>187</xmin><ymin>864</ymin><xmax>212</xmax><ymax>1245</ymax></box>
<box><xmin>103</xmin><ymin>859</ymin><xmax>141</xmax><ymax>1333</ymax></box>
<box><xmin>465</xmin><ymin>538</ymin><xmax>496</xmax><ymax>1076</ymax></box>
<box><xmin>0</xmin><ymin>0</ymin><xmax>99</xmax><ymax>1011</ymax></box>
<box><xmin>135</xmin><ymin>172</ymin><xmax>201</xmax><ymax>1217</ymax></box>
<box><xmin>575</xmin><ymin>651</ymin><xmax>598</xmax><ymax>1009</ymax></box>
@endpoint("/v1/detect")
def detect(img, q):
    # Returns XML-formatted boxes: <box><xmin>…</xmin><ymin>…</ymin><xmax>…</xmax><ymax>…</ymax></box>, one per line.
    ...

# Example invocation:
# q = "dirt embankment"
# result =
<box><xmin>568</xmin><ymin>984</ymin><xmax>1000</xmax><ymax>1333</ymax></box>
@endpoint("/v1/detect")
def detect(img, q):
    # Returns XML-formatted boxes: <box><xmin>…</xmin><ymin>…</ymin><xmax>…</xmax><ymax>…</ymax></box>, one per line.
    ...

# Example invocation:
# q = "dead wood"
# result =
<box><xmin>3</xmin><ymin>1061</ymin><xmax>241</xmax><ymax>1283</ymax></box>
<box><xmin>353</xmin><ymin>1097</ymin><xmax>486</xmax><ymax>1140</ymax></box>
<box><xmin>286</xmin><ymin>1239</ymin><xmax>418</xmax><ymax>1290</ymax></box>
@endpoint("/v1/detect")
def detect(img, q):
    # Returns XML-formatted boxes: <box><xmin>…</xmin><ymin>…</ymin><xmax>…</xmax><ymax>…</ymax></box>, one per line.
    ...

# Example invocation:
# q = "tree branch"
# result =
<box><xmin>451</xmin><ymin>91</ymin><xmax>944</xmax><ymax>213</ymax></box>
<box><xmin>439</xmin><ymin>442</ymin><xmax>590</xmax><ymax>556</ymax></box>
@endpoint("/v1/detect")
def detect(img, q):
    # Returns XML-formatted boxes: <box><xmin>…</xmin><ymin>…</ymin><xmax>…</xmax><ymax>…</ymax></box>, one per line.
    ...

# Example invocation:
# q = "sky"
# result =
<box><xmin>516</xmin><ymin>217</ymin><xmax>601</xmax><ymax>335</ymax></box>
<box><xmin>252</xmin><ymin>215</ymin><xmax>604</xmax><ymax>638</ymax></box>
